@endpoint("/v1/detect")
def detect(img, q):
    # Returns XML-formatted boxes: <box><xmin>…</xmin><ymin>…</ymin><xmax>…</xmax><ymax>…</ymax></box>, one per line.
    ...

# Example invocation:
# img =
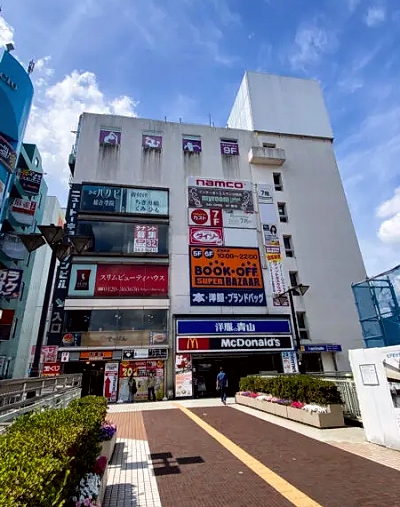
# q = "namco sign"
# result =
<box><xmin>195</xmin><ymin>179</ymin><xmax>244</xmax><ymax>189</ymax></box>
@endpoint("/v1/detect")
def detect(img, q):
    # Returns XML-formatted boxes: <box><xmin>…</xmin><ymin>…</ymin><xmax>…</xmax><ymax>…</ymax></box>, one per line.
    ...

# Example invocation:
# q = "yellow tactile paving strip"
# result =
<box><xmin>175</xmin><ymin>403</ymin><xmax>323</xmax><ymax>507</ymax></box>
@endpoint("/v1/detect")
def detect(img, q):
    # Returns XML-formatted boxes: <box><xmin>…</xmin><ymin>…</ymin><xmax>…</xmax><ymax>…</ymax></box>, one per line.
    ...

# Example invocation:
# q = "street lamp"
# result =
<box><xmin>18</xmin><ymin>224</ymin><xmax>92</xmax><ymax>377</ymax></box>
<box><xmin>277</xmin><ymin>284</ymin><xmax>309</xmax><ymax>374</ymax></box>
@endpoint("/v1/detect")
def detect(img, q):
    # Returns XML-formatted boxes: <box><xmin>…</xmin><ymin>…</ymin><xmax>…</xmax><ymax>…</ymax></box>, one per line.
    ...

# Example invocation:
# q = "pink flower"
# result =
<box><xmin>84</xmin><ymin>499</ymin><xmax>92</xmax><ymax>506</ymax></box>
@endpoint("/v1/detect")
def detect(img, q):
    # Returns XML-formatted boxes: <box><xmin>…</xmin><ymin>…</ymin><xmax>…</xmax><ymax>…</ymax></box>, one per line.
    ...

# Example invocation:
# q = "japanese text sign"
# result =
<box><xmin>47</xmin><ymin>184</ymin><xmax>82</xmax><ymax>346</ymax></box>
<box><xmin>176</xmin><ymin>319</ymin><xmax>291</xmax><ymax>335</ymax></box>
<box><xmin>0</xmin><ymin>268</ymin><xmax>23</xmax><ymax>298</ymax></box>
<box><xmin>189</xmin><ymin>226</ymin><xmax>224</xmax><ymax>246</ymax></box>
<box><xmin>94</xmin><ymin>264</ymin><xmax>168</xmax><ymax>297</ymax></box>
<box><xmin>42</xmin><ymin>362</ymin><xmax>61</xmax><ymax>376</ymax></box>
<box><xmin>188</xmin><ymin>185</ymin><xmax>253</xmax><ymax>212</ymax></box>
<box><xmin>99</xmin><ymin>129</ymin><xmax>121</xmax><ymax>146</ymax></box>
<box><xmin>189</xmin><ymin>246</ymin><xmax>266</xmax><ymax>306</ymax></box>
<box><xmin>18</xmin><ymin>169</ymin><xmax>43</xmax><ymax>194</ymax></box>
<box><xmin>188</xmin><ymin>208</ymin><xmax>223</xmax><ymax>227</ymax></box>
<box><xmin>220</xmin><ymin>139</ymin><xmax>239</xmax><ymax>155</ymax></box>
<box><xmin>134</xmin><ymin>225</ymin><xmax>159</xmax><ymax>253</ymax></box>
<box><xmin>12</xmin><ymin>198</ymin><xmax>36</xmax><ymax>215</ymax></box>
<box><xmin>0</xmin><ymin>134</ymin><xmax>17</xmax><ymax>172</ymax></box>
<box><xmin>80</xmin><ymin>185</ymin><xmax>168</xmax><ymax>216</ymax></box>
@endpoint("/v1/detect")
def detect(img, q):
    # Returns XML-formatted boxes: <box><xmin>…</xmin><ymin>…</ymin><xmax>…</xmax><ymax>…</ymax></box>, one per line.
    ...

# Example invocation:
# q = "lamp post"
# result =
<box><xmin>277</xmin><ymin>284</ymin><xmax>309</xmax><ymax>374</ymax></box>
<box><xmin>18</xmin><ymin>224</ymin><xmax>91</xmax><ymax>378</ymax></box>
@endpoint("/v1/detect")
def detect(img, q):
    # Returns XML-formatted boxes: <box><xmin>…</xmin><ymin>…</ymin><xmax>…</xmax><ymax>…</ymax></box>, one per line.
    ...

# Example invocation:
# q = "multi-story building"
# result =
<box><xmin>0</xmin><ymin>143</ymin><xmax>49</xmax><ymax>378</ymax></box>
<box><xmin>48</xmin><ymin>72</ymin><xmax>366</xmax><ymax>400</ymax></box>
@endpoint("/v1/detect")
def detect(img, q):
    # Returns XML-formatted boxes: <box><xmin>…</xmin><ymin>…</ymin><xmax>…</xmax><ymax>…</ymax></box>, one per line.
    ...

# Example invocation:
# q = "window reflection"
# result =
<box><xmin>65</xmin><ymin>309</ymin><xmax>168</xmax><ymax>333</ymax></box>
<box><xmin>77</xmin><ymin>221</ymin><xmax>168</xmax><ymax>255</ymax></box>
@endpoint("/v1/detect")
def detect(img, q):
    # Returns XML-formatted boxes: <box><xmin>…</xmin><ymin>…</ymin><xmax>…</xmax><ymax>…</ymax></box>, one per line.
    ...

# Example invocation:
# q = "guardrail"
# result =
<box><xmin>255</xmin><ymin>372</ymin><xmax>362</xmax><ymax>422</ymax></box>
<box><xmin>0</xmin><ymin>375</ymin><xmax>83</xmax><ymax>433</ymax></box>
<box><xmin>0</xmin><ymin>374</ymin><xmax>82</xmax><ymax>407</ymax></box>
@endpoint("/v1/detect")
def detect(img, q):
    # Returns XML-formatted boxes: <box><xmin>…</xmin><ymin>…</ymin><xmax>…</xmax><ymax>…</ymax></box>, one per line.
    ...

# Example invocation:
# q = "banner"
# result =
<box><xmin>175</xmin><ymin>354</ymin><xmax>193</xmax><ymax>398</ymax></box>
<box><xmin>47</xmin><ymin>184</ymin><xmax>82</xmax><ymax>345</ymax></box>
<box><xmin>189</xmin><ymin>246</ymin><xmax>265</xmax><ymax>306</ymax></box>
<box><xmin>281</xmin><ymin>351</ymin><xmax>299</xmax><ymax>373</ymax></box>
<box><xmin>118</xmin><ymin>360</ymin><xmax>164</xmax><ymax>402</ymax></box>
<box><xmin>103</xmin><ymin>363</ymin><xmax>119</xmax><ymax>403</ymax></box>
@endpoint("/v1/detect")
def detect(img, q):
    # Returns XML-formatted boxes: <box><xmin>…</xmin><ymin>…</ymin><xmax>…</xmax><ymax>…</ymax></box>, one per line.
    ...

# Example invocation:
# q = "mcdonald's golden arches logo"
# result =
<box><xmin>186</xmin><ymin>338</ymin><xmax>199</xmax><ymax>350</ymax></box>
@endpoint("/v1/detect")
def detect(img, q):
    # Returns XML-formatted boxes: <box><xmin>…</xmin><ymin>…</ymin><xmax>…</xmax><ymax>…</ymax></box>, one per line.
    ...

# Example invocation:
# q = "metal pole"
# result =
<box><xmin>288</xmin><ymin>289</ymin><xmax>305</xmax><ymax>374</ymax></box>
<box><xmin>29</xmin><ymin>247</ymin><xmax>58</xmax><ymax>378</ymax></box>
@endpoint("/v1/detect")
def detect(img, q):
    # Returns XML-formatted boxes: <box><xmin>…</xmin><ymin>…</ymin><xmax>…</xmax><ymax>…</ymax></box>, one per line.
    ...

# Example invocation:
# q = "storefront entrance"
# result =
<box><xmin>63</xmin><ymin>361</ymin><xmax>105</xmax><ymax>397</ymax></box>
<box><xmin>192</xmin><ymin>353</ymin><xmax>282</xmax><ymax>398</ymax></box>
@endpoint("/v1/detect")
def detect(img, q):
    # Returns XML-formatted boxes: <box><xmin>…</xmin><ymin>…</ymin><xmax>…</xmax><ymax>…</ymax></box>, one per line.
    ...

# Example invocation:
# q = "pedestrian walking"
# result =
<box><xmin>128</xmin><ymin>374</ymin><xmax>137</xmax><ymax>403</ymax></box>
<box><xmin>216</xmin><ymin>367</ymin><xmax>228</xmax><ymax>405</ymax></box>
<box><xmin>147</xmin><ymin>372</ymin><xmax>157</xmax><ymax>402</ymax></box>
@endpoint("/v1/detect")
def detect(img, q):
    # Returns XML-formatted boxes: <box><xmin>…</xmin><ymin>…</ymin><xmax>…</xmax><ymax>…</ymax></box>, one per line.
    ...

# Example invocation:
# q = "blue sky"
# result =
<box><xmin>1</xmin><ymin>0</ymin><xmax>400</xmax><ymax>276</ymax></box>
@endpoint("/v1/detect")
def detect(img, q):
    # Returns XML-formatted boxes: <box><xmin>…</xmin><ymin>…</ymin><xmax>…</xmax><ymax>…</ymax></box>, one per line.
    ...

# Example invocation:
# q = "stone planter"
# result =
<box><xmin>96</xmin><ymin>467</ymin><xmax>108</xmax><ymax>507</ymax></box>
<box><xmin>100</xmin><ymin>433</ymin><xmax>117</xmax><ymax>463</ymax></box>
<box><xmin>235</xmin><ymin>394</ymin><xmax>344</xmax><ymax>428</ymax></box>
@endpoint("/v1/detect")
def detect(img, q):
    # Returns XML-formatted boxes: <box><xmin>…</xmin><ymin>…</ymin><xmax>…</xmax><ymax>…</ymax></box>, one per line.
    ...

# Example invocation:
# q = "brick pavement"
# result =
<box><xmin>143</xmin><ymin>408</ymin><xmax>294</xmax><ymax>507</ymax></box>
<box><xmin>191</xmin><ymin>406</ymin><xmax>400</xmax><ymax>507</ymax></box>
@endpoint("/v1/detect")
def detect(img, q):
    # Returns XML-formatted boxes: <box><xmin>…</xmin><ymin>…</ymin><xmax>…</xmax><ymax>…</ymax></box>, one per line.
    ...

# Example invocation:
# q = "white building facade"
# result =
<box><xmin>48</xmin><ymin>72</ymin><xmax>366</xmax><ymax>400</ymax></box>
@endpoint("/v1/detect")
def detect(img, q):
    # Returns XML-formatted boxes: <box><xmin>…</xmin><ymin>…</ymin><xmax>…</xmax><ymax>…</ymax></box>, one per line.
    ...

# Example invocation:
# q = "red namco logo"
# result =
<box><xmin>195</xmin><ymin>179</ymin><xmax>244</xmax><ymax>189</ymax></box>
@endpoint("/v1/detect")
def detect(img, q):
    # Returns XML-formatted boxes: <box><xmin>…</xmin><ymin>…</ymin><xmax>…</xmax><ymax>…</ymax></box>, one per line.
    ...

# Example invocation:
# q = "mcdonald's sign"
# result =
<box><xmin>177</xmin><ymin>337</ymin><xmax>210</xmax><ymax>352</ymax></box>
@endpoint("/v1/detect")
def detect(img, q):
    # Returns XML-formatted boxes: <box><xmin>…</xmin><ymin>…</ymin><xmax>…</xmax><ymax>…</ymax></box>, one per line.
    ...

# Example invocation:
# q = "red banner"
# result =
<box><xmin>94</xmin><ymin>265</ymin><xmax>168</xmax><ymax>297</ymax></box>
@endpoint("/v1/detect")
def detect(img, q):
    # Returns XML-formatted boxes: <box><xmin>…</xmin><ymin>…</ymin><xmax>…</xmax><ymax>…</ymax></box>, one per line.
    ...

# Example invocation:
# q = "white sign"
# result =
<box><xmin>104</xmin><ymin>362</ymin><xmax>119</xmax><ymax>403</ymax></box>
<box><xmin>222</xmin><ymin>210</ymin><xmax>256</xmax><ymax>229</ymax></box>
<box><xmin>134</xmin><ymin>349</ymin><xmax>149</xmax><ymax>359</ymax></box>
<box><xmin>189</xmin><ymin>226</ymin><xmax>224</xmax><ymax>246</ymax></box>
<box><xmin>281</xmin><ymin>351</ymin><xmax>299</xmax><ymax>373</ymax></box>
<box><xmin>188</xmin><ymin>208</ymin><xmax>223</xmax><ymax>227</ymax></box>
<box><xmin>257</xmin><ymin>184</ymin><xmax>274</xmax><ymax>204</ymax></box>
<box><xmin>223</xmin><ymin>228</ymin><xmax>257</xmax><ymax>247</ymax></box>
<box><xmin>187</xmin><ymin>176</ymin><xmax>253</xmax><ymax>192</ymax></box>
<box><xmin>61</xmin><ymin>352</ymin><xmax>70</xmax><ymax>363</ymax></box>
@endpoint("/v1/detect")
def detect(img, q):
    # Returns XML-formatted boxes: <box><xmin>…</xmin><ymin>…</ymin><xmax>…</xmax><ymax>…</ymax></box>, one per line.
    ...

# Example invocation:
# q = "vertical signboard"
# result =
<box><xmin>257</xmin><ymin>183</ymin><xmax>288</xmax><ymax>307</ymax></box>
<box><xmin>103</xmin><ymin>362</ymin><xmax>119</xmax><ymax>403</ymax></box>
<box><xmin>175</xmin><ymin>354</ymin><xmax>193</xmax><ymax>398</ymax></box>
<box><xmin>47</xmin><ymin>184</ymin><xmax>82</xmax><ymax>345</ymax></box>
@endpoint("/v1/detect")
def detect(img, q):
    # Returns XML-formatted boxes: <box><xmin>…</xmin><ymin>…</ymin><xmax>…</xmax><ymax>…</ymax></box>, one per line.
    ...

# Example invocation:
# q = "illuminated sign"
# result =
<box><xmin>0</xmin><ymin>72</ymin><xmax>17</xmax><ymax>90</ymax></box>
<box><xmin>177</xmin><ymin>335</ymin><xmax>294</xmax><ymax>353</ymax></box>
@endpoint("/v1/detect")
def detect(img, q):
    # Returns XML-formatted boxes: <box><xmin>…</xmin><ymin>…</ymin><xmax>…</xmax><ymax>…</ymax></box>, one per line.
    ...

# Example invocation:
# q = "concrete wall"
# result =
<box><xmin>228</xmin><ymin>72</ymin><xmax>333</xmax><ymax>139</ymax></box>
<box><xmin>72</xmin><ymin>113</ymin><xmax>366</xmax><ymax>370</ymax></box>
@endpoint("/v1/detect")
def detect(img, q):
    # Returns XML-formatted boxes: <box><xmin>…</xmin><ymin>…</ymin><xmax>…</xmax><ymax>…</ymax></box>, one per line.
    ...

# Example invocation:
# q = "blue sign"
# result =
<box><xmin>300</xmin><ymin>344</ymin><xmax>342</xmax><ymax>353</ymax></box>
<box><xmin>177</xmin><ymin>319</ymin><xmax>291</xmax><ymax>335</ymax></box>
<box><xmin>190</xmin><ymin>288</ymin><xmax>266</xmax><ymax>307</ymax></box>
<box><xmin>0</xmin><ymin>50</ymin><xmax>33</xmax><ymax>142</ymax></box>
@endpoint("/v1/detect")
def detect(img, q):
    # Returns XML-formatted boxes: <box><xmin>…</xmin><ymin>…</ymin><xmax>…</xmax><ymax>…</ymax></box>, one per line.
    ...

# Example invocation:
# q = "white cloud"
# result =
<box><xmin>25</xmin><ymin>57</ymin><xmax>138</xmax><ymax>203</ymax></box>
<box><xmin>0</xmin><ymin>15</ymin><xmax>14</xmax><ymax>46</ymax></box>
<box><xmin>376</xmin><ymin>188</ymin><xmax>400</xmax><ymax>243</ymax></box>
<box><xmin>364</xmin><ymin>7</ymin><xmax>386</xmax><ymax>27</ymax></box>
<box><xmin>289</xmin><ymin>22</ymin><xmax>337</xmax><ymax>68</ymax></box>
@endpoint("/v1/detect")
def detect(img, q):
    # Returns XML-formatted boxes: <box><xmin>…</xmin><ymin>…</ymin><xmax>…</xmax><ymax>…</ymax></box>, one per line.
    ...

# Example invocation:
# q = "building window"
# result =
<box><xmin>278</xmin><ymin>202</ymin><xmax>288</xmax><ymax>223</ymax></box>
<box><xmin>273</xmin><ymin>173</ymin><xmax>283</xmax><ymax>191</ymax></box>
<box><xmin>289</xmin><ymin>271</ymin><xmax>299</xmax><ymax>289</ymax></box>
<box><xmin>76</xmin><ymin>221</ymin><xmax>169</xmax><ymax>255</ymax></box>
<box><xmin>283</xmin><ymin>235</ymin><xmax>294</xmax><ymax>257</ymax></box>
<box><xmin>296</xmin><ymin>312</ymin><xmax>309</xmax><ymax>341</ymax></box>
<box><xmin>263</xmin><ymin>142</ymin><xmax>276</xmax><ymax>148</ymax></box>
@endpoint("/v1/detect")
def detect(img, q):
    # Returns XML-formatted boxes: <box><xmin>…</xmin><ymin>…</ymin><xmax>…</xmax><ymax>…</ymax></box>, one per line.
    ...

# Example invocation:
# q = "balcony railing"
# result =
<box><xmin>248</xmin><ymin>146</ymin><xmax>286</xmax><ymax>166</ymax></box>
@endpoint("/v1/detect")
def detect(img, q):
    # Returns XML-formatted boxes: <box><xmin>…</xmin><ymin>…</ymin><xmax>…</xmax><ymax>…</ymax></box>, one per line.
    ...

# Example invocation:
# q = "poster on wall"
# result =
<box><xmin>134</xmin><ymin>225</ymin><xmax>159</xmax><ymax>252</ymax></box>
<box><xmin>103</xmin><ymin>363</ymin><xmax>119</xmax><ymax>403</ymax></box>
<box><xmin>383</xmin><ymin>351</ymin><xmax>400</xmax><ymax>408</ymax></box>
<box><xmin>281</xmin><ymin>351</ymin><xmax>299</xmax><ymax>373</ymax></box>
<box><xmin>175</xmin><ymin>354</ymin><xmax>193</xmax><ymax>398</ymax></box>
<box><xmin>187</xmin><ymin>177</ymin><xmax>254</xmax><ymax>212</ymax></box>
<box><xmin>117</xmin><ymin>360</ymin><xmax>164</xmax><ymax>402</ymax></box>
<box><xmin>18</xmin><ymin>169</ymin><xmax>43</xmax><ymax>194</ymax></box>
<box><xmin>189</xmin><ymin>246</ymin><xmax>266</xmax><ymax>306</ymax></box>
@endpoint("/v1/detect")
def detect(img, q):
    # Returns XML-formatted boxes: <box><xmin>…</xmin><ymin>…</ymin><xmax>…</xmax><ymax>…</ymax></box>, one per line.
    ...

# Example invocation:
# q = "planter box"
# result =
<box><xmin>96</xmin><ymin>467</ymin><xmax>108</xmax><ymax>507</ymax></box>
<box><xmin>100</xmin><ymin>433</ymin><xmax>117</xmax><ymax>463</ymax></box>
<box><xmin>235</xmin><ymin>394</ymin><xmax>344</xmax><ymax>428</ymax></box>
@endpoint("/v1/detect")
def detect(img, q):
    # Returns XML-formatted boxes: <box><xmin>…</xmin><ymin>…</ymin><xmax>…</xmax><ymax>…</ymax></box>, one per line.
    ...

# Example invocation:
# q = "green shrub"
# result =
<box><xmin>0</xmin><ymin>395</ymin><xmax>107</xmax><ymax>507</ymax></box>
<box><xmin>239</xmin><ymin>375</ymin><xmax>342</xmax><ymax>406</ymax></box>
